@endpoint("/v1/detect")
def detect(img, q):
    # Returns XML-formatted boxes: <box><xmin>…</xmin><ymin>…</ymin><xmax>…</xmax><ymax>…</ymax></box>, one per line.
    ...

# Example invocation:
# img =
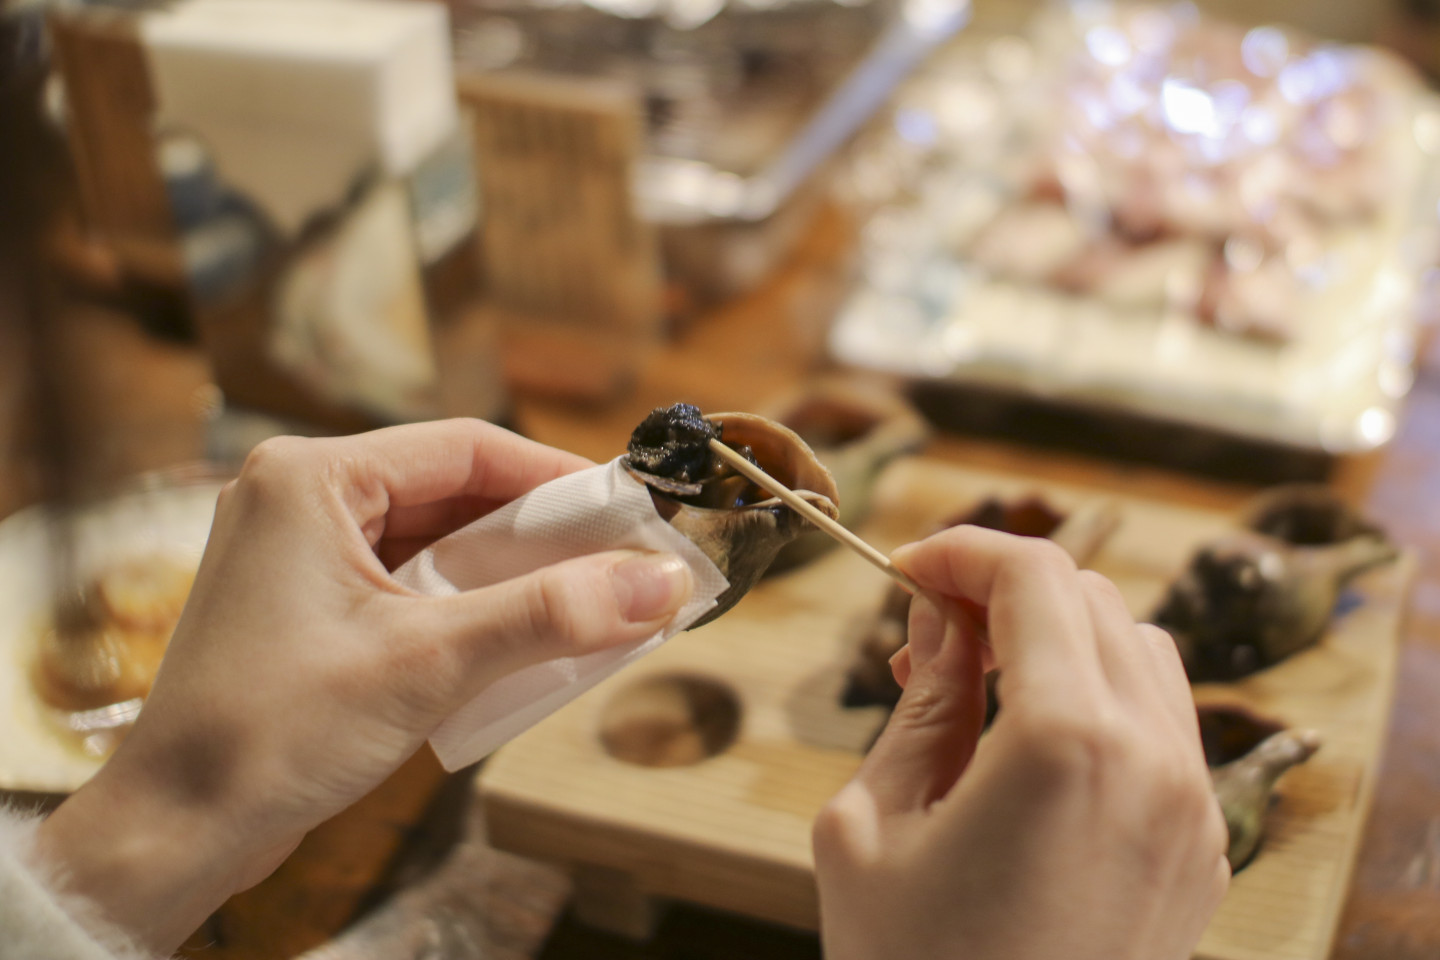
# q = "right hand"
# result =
<box><xmin>814</xmin><ymin>526</ymin><xmax>1228</xmax><ymax>960</ymax></box>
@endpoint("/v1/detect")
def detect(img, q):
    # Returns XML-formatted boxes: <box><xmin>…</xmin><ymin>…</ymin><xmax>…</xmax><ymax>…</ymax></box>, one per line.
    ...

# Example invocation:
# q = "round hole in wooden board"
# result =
<box><xmin>599</xmin><ymin>674</ymin><xmax>742</xmax><ymax>768</ymax></box>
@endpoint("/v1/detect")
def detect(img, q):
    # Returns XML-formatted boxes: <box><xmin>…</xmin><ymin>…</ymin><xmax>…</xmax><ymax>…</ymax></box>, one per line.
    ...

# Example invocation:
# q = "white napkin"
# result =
<box><xmin>393</xmin><ymin>457</ymin><xmax>729</xmax><ymax>771</ymax></box>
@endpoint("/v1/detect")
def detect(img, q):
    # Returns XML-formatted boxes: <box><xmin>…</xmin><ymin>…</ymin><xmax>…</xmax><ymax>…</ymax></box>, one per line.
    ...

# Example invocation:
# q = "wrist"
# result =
<box><xmin>36</xmin><ymin>758</ymin><xmax>246</xmax><ymax>955</ymax></box>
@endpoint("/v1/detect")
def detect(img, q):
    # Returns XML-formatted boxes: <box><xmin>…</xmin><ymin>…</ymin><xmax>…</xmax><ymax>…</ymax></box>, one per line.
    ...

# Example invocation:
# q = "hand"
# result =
<box><xmin>37</xmin><ymin>420</ymin><xmax>695</xmax><ymax>953</ymax></box>
<box><xmin>813</xmin><ymin>526</ymin><xmax>1228</xmax><ymax>960</ymax></box>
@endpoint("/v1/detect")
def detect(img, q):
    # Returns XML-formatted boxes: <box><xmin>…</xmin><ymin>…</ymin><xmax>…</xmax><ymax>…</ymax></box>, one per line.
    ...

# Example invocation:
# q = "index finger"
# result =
<box><xmin>890</xmin><ymin>525</ymin><xmax>1107</xmax><ymax>706</ymax></box>
<box><xmin>320</xmin><ymin>419</ymin><xmax>593</xmax><ymax>525</ymax></box>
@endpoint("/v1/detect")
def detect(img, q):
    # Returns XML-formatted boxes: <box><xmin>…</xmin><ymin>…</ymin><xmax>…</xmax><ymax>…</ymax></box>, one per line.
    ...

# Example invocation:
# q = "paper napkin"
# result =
<box><xmin>393</xmin><ymin>457</ymin><xmax>728</xmax><ymax>770</ymax></box>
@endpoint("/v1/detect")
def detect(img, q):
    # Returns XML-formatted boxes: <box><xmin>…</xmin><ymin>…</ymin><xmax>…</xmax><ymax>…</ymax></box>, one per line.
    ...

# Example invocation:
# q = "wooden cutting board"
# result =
<box><xmin>476</xmin><ymin>457</ymin><xmax>1414</xmax><ymax>960</ymax></box>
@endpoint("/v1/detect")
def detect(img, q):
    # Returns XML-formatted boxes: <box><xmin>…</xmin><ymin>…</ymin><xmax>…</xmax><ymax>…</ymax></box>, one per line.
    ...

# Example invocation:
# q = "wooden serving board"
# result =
<box><xmin>476</xmin><ymin>458</ymin><xmax>1414</xmax><ymax>960</ymax></box>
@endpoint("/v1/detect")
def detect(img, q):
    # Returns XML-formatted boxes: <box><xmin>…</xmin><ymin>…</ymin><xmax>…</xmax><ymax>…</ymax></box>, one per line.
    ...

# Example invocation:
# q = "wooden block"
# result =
<box><xmin>477</xmin><ymin>456</ymin><xmax>1414</xmax><ymax>960</ymax></box>
<box><xmin>48</xmin><ymin>9</ymin><xmax>182</xmax><ymax>288</ymax></box>
<box><xmin>459</xmin><ymin>71</ymin><xmax>662</xmax><ymax>340</ymax></box>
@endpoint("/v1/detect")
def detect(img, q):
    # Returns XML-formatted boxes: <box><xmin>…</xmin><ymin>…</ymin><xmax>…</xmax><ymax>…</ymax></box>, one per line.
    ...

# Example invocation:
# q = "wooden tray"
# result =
<box><xmin>477</xmin><ymin>458</ymin><xmax>1414</xmax><ymax>960</ymax></box>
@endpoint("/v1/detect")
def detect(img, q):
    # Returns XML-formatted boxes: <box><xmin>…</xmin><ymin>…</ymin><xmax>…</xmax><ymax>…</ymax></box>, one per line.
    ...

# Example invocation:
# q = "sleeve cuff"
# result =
<box><xmin>0</xmin><ymin>804</ymin><xmax>164</xmax><ymax>960</ymax></box>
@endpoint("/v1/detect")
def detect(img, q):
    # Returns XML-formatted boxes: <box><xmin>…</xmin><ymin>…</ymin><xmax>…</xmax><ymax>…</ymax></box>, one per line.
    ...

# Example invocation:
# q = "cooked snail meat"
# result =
<box><xmin>625</xmin><ymin>403</ymin><xmax>763</xmax><ymax>508</ymax></box>
<box><xmin>626</xmin><ymin>403</ymin><xmax>720</xmax><ymax>484</ymax></box>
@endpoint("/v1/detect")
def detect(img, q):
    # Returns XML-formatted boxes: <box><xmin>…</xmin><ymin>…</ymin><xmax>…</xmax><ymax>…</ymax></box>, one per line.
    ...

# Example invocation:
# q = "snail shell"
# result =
<box><xmin>1157</xmin><ymin>527</ymin><xmax>1398</xmax><ymax>682</ymax></box>
<box><xmin>626</xmin><ymin>412</ymin><xmax>839</xmax><ymax>628</ymax></box>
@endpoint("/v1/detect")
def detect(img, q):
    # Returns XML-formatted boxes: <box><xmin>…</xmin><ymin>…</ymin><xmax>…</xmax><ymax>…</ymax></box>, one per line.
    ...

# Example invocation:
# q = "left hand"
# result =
<box><xmin>37</xmin><ymin>420</ymin><xmax>695</xmax><ymax>953</ymax></box>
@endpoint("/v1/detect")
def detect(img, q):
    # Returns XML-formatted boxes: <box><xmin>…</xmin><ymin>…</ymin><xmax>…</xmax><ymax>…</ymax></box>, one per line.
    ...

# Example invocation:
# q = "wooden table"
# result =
<box><xmin>501</xmin><ymin>216</ymin><xmax>1440</xmax><ymax>960</ymax></box>
<box><xmin>16</xmin><ymin>207</ymin><xmax>1440</xmax><ymax>958</ymax></box>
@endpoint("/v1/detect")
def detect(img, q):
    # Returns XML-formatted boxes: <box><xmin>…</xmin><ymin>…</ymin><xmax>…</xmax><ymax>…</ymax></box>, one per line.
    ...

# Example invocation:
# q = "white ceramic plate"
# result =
<box><xmin>0</xmin><ymin>478</ymin><xmax>223</xmax><ymax>796</ymax></box>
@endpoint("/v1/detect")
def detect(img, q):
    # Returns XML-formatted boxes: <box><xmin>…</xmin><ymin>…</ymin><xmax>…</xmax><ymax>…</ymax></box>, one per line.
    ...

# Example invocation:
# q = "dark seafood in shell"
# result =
<box><xmin>1244</xmin><ymin>484</ymin><xmax>1386</xmax><ymax>546</ymax></box>
<box><xmin>952</xmin><ymin>497</ymin><xmax>1067</xmax><ymax>540</ymax></box>
<box><xmin>1200</xmin><ymin>704</ymin><xmax>1321</xmax><ymax>870</ymax></box>
<box><xmin>840</xmin><ymin>496</ymin><xmax>1073</xmax><ymax>711</ymax></box>
<box><xmin>626</xmin><ymin>403</ymin><xmax>721</xmax><ymax>483</ymax></box>
<box><xmin>625</xmin><ymin>403</ymin><xmax>765</xmax><ymax>507</ymax></box>
<box><xmin>624</xmin><ymin>405</ymin><xmax>839</xmax><ymax>628</ymax></box>
<box><xmin>840</xmin><ymin>585</ymin><xmax>911</xmax><ymax>710</ymax></box>
<box><xmin>1155</xmin><ymin>488</ymin><xmax>1397</xmax><ymax>682</ymax></box>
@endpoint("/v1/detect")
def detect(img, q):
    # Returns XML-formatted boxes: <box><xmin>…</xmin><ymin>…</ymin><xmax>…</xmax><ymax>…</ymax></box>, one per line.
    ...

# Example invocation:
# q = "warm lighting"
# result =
<box><xmin>1240</xmin><ymin>104</ymin><xmax>1279</xmax><ymax>147</ymax></box>
<box><xmin>1161</xmin><ymin>79</ymin><xmax>1219</xmax><ymax>137</ymax></box>
<box><xmin>902</xmin><ymin>0</ymin><xmax>970</xmax><ymax>35</ymax></box>
<box><xmin>1241</xmin><ymin>26</ymin><xmax>1289</xmax><ymax>78</ymax></box>
<box><xmin>895</xmin><ymin>108</ymin><xmax>939</xmax><ymax>146</ymax></box>
<box><xmin>1224</xmin><ymin>236</ymin><xmax>1265</xmax><ymax>274</ymax></box>
<box><xmin>1356</xmin><ymin>406</ymin><xmax>1396</xmax><ymax>447</ymax></box>
<box><xmin>1085</xmin><ymin>25</ymin><xmax>1131</xmax><ymax>68</ymax></box>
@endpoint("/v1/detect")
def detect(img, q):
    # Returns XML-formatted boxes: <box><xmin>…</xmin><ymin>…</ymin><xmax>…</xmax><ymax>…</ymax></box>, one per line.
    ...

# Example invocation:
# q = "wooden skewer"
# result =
<box><xmin>707</xmin><ymin>439</ymin><xmax>921</xmax><ymax>594</ymax></box>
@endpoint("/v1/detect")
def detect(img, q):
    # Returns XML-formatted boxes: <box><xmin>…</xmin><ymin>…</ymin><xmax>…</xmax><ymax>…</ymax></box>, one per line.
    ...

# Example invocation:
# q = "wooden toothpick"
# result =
<box><xmin>708</xmin><ymin>439</ymin><xmax>921</xmax><ymax>594</ymax></box>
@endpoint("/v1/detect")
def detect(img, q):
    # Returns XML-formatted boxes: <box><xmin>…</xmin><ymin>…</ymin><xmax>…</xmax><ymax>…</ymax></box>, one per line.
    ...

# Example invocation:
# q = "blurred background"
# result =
<box><xmin>2</xmin><ymin>0</ymin><xmax>1439</xmax><ymax>958</ymax></box>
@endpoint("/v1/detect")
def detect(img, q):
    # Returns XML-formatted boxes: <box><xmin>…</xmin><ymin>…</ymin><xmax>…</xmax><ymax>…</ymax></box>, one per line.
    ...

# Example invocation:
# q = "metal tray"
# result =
<box><xmin>828</xmin><ymin>11</ymin><xmax>1440</xmax><ymax>454</ymax></box>
<box><xmin>453</xmin><ymin>0</ymin><xmax>972</xmax><ymax>226</ymax></box>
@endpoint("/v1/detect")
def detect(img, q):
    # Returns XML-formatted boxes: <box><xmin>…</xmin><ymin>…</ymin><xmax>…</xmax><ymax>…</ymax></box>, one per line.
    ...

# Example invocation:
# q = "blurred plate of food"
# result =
<box><xmin>830</xmin><ymin>2</ymin><xmax>1440</xmax><ymax>454</ymax></box>
<box><xmin>0</xmin><ymin>467</ymin><xmax>224</xmax><ymax>797</ymax></box>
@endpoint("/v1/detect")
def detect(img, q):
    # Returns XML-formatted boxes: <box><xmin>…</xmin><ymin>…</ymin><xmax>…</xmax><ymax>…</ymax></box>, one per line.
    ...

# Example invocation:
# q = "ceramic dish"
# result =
<box><xmin>0</xmin><ymin>469</ymin><xmax>223</xmax><ymax>796</ymax></box>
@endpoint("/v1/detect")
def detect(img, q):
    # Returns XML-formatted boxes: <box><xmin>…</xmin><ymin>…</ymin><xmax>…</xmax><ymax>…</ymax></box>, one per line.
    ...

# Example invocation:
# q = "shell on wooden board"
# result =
<box><xmin>1155</xmin><ymin>485</ymin><xmax>1398</xmax><ymax>682</ymax></box>
<box><xmin>1156</xmin><ymin>526</ymin><xmax>1397</xmax><ymax>682</ymax></box>
<box><xmin>1200</xmin><ymin>704</ymin><xmax>1321</xmax><ymax>870</ymax></box>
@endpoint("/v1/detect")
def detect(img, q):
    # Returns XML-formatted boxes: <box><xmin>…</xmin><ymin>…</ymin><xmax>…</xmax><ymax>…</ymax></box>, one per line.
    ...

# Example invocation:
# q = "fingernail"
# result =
<box><xmin>611</xmin><ymin>553</ymin><xmax>693</xmax><ymax>623</ymax></box>
<box><xmin>888</xmin><ymin>645</ymin><xmax>912</xmax><ymax>689</ymax></box>
<box><xmin>907</xmin><ymin>592</ymin><xmax>945</xmax><ymax>667</ymax></box>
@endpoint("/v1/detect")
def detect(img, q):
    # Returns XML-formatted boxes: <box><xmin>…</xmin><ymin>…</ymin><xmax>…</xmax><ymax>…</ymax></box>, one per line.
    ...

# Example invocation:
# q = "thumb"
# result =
<box><xmin>411</xmin><ymin>549</ymin><xmax>695</xmax><ymax>708</ymax></box>
<box><xmin>854</xmin><ymin>592</ymin><xmax>986</xmax><ymax>816</ymax></box>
